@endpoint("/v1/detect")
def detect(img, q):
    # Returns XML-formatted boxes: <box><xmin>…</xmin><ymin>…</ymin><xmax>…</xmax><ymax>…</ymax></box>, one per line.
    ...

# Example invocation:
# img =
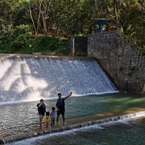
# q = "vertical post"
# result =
<box><xmin>98</xmin><ymin>24</ymin><xmax>103</xmax><ymax>33</ymax></box>
<box><xmin>72</xmin><ymin>38</ymin><xmax>75</xmax><ymax>56</ymax></box>
<box><xmin>124</xmin><ymin>80</ymin><xmax>128</xmax><ymax>93</ymax></box>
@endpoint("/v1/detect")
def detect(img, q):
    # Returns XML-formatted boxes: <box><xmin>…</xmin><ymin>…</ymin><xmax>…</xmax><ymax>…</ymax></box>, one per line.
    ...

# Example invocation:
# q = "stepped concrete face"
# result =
<box><xmin>0</xmin><ymin>55</ymin><xmax>116</xmax><ymax>103</ymax></box>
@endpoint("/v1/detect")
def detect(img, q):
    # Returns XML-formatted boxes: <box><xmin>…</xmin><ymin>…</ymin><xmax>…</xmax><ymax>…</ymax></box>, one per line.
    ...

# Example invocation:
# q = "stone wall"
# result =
<box><xmin>88</xmin><ymin>31</ymin><xmax>145</xmax><ymax>93</ymax></box>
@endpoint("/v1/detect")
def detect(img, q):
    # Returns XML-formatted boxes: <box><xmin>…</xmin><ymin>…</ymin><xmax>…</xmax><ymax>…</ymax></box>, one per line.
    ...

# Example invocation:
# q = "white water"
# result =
<box><xmin>6</xmin><ymin>112</ymin><xmax>145</xmax><ymax>145</ymax></box>
<box><xmin>0</xmin><ymin>57</ymin><xmax>117</xmax><ymax>103</ymax></box>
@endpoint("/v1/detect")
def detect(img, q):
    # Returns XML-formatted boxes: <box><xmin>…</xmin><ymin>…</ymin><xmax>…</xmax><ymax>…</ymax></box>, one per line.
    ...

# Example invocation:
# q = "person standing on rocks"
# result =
<box><xmin>37</xmin><ymin>99</ymin><xmax>46</xmax><ymax>130</ymax></box>
<box><xmin>45</xmin><ymin>111</ymin><xmax>50</xmax><ymax>128</ymax></box>
<box><xmin>56</xmin><ymin>92</ymin><xmax>72</xmax><ymax>125</ymax></box>
<box><xmin>50</xmin><ymin>107</ymin><xmax>56</xmax><ymax>126</ymax></box>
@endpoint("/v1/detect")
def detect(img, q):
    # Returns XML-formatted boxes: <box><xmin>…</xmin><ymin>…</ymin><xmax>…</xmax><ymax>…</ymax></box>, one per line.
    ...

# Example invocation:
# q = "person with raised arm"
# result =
<box><xmin>56</xmin><ymin>92</ymin><xmax>72</xmax><ymax>125</ymax></box>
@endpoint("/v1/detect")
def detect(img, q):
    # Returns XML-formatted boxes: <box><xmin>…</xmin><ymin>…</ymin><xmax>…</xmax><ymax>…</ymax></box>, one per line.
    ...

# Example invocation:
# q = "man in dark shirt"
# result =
<box><xmin>37</xmin><ymin>99</ymin><xmax>46</xmax><ymax>130</ymax></box>
<box><xmin>56</xmin><ymin>92</ymin><xmax>72</xmax><ymax>125</ymax></box>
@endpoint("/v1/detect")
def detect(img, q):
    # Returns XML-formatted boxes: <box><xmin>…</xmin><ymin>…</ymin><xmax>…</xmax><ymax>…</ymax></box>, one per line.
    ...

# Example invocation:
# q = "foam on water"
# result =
<box><xmin>5</xmin><ymin>124</ymin><xmax>103</xmax><ymax>145</ymax></box>
<box><xmin>5</xmin><ymin>111</ymin><xmax>145</xmax><ymax>145</ymax></box>
<box><xmin>0</xmin><ymin>57</ymin><xmax>117</xmax><ymax>104</ymax></box>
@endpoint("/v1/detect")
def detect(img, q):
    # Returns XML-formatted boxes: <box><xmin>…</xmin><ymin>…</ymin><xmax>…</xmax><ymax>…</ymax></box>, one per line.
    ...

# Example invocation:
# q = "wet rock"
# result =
<box><xmin>0</xmin><ymin>139</ymin><xmax>4</xmax><ymax>145</ymax></box>
<box><xmin>70</xmin><ymin>124</ymin><xmax>79</xmax><ymax>129</ymax></box>
<box><xmin>2</xmin><ymin>112</ymin><xmax>145</xmax><ymax>144</ymax></box>
<box><xmin>92</xmin><ymin>120</ymin><xmax>98</xmax><ymax>125</ymax></box>
<box><xmin>65</xmin><ymin>126</ymin><xmax>70</xmax><ymax>130</ymax></box>
<box><xmin>37</xmin><ymin>131</ymin><xmax>44</xmax><ymax>135</ymax></box>
<box><xmin>33</xmin><ymin>132</ymin><xmax>38</xmax><ymax>136</ymax></box>
<box><xmin>97</xmin><ymin>120</ymin><xmax>103</xmax><ymax>124</ymax></box>
<box><xmin>43</xmin><ymin>130</ymin><xmax>51</xmax><ymax>134</ymax></box>
<box><xmin>2</xmin><ymin>133</ymin><xmax>34</xmax><ymax>144</ymax></box>
<box><xmin>51</xmin><ymin>128</ymin><xmax>59</xmax><ymax>133</ymax></box>
<box><xmin>87</xmin><ymin>121</ymin><xmax>92</xmax><ymax>126</ymax></box>
<box><xmin>80</xmin><ymin>123</ymin><xmax>86</xmax><ymax>127</ymax></box>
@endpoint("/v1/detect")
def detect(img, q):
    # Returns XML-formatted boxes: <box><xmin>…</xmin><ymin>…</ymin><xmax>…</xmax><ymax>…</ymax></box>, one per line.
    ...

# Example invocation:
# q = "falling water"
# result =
<box><xmin>0</xmin><ymin>56</ymin><xmax>117</xmax><ymax>103</ymax></box>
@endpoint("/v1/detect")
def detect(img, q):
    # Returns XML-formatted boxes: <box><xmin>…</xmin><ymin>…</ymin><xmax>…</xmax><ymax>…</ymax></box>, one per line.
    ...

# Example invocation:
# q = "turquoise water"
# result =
<box><xmin>1</xmin><ymin>93</ymin><xmax>145</xmax><ymax>132</ymax></box>
<box><xmin>1</xmin><ymin>93</ymin><xmax>145</xmax><ymax>145</ymax></box>
<box><xmin>66</xmin><ymin>93</ymin><xmax>145</xmax><ymax>118</ymax></box>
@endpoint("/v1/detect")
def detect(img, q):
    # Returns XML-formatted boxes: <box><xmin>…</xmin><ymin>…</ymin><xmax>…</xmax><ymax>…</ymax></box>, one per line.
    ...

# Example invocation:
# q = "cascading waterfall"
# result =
<box><xmin>0</xmin><ymin>57</ymin><xmax>117</xmax><ymax>103</ymax></box>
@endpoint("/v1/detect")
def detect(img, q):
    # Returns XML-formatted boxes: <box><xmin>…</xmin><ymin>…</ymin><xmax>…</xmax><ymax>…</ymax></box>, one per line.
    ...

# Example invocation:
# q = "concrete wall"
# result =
<box><xmin>87</xmin><ymin>31</ymin><xmax>145</xmax><ymax>93</ymax></box>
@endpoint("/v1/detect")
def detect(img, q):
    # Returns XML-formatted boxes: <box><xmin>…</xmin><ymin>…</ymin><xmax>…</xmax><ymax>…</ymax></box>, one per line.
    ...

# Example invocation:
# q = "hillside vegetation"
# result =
<box><xmin>0</xmin><ymin>0</ymin><xmax>145</xmax><ymax>54</ymax></box>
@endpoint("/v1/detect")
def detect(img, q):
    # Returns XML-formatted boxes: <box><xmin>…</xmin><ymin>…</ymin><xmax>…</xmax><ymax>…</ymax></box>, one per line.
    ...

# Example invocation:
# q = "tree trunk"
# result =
<box><xmin>113</xmin><ymin>2</ymin><xmax>120</xmax><ymax>29</ymax></box>
<box><xmin>28</xmin><ymin>1</ymin><xmax>38</xmax><ymax>36</ymax></box>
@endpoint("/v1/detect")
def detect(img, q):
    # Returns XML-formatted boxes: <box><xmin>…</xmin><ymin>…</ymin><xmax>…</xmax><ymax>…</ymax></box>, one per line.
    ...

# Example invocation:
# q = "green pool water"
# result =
<box><xmin>2</xmin><ymin>92</ymin><xmax>145</xmax><ymax>145</ymax></box>
<box><xmin>65</xmin><ymin>93</ymin><xmax>145</xmax><ymax>119</ymax></box>
<box><xmin>1</xmin><ymin>93</ymin><xmax>145</xmax><ymax>133</ymax></box>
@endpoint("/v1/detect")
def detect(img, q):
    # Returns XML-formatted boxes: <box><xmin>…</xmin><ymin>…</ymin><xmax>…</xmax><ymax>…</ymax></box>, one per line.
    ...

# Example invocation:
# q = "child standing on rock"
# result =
<box><xmin>46</xmin><ymin>111</ymin><xmax>50</xmax><ymax>128</ymax></box>
<box><xmin>51</xmin><ymin>107</ymin><xmax>56</xmax><ymax>126</ymax></box>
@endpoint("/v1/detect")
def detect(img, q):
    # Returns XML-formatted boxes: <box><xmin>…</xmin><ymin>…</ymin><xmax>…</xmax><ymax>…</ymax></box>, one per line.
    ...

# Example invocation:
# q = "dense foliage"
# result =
<box><xmin>0</xmin><ymin>0</ymin><xmax>145</xmax><ymax>54</ymax></box>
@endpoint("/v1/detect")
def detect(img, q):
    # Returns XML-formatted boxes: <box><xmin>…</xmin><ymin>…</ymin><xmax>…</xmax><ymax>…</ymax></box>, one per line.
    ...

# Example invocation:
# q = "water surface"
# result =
<box><xmin>1</xmin><ymin>93</ymin><xmax>145</xmax><ymax>133</ymax></box>
<box><xmin>7</xmin><ymin>116</ymin><xmax>145</xmax><ymax>145</ymax></box>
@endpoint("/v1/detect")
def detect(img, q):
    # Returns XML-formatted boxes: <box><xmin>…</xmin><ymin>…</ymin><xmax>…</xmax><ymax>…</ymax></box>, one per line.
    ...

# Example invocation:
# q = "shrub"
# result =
<box><xmin>33</xmin><ymin>36</ymin><xmax>69</xmax><ymax>53</ymax></box>
<box><xmin>10</xmin><ymin>33</ymin><xmax>30</xmax><ymax>51</ymax></box>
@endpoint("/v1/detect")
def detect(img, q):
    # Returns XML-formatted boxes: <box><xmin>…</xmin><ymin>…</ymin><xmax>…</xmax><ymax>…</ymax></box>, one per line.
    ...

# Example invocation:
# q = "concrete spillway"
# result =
<box><xmin>0</xmin><ymin>55</ymin><xmax>117</xmax><ymax>103</ymax></box>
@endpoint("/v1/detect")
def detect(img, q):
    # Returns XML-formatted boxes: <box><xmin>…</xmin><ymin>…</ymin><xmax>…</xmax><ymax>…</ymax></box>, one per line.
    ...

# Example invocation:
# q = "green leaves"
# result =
<box><xmin>33</xmin><ymin>36</ymin><xmax>69</xmax><ymax>53</ymax></box>
<box><xmin>0</xmin><ymin>0</ymin><xmax>145</xmax><ymax>53</ymax></box>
